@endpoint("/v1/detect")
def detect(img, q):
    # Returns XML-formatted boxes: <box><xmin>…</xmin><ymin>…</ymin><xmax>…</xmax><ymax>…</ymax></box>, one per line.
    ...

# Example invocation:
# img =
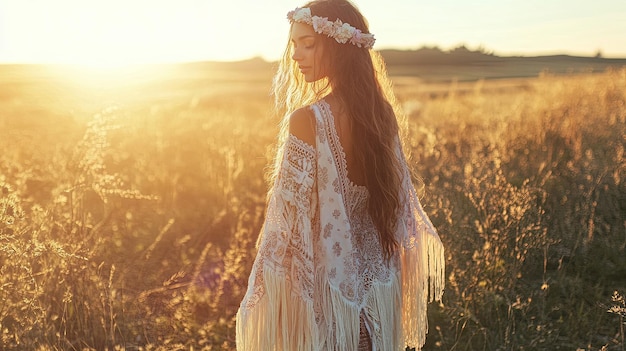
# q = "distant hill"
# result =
<box><xmin>214</xmin><ymin>47</ymin><xmax>626</xmax><ymax>82</ymax></box>
<box><xmin>1</xmin><ymin>47</ymin><xmax>624</xmax><ymax>83</ymax></box>
<box><xmin>381</xmin><ymin>46</ymin><xmax>503</xmax><ymax>65</ymax></box>
<box><xmin>378</xmin><ymin>46</ymin><xmax>626</xmax><ymax>81</ymax></box>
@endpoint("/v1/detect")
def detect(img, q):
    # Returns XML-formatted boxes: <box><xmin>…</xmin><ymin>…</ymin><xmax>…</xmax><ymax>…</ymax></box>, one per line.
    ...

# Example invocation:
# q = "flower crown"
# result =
<box><xmin>287</xmin><ymin>7</ymin><xmax>375</xmax><ymax>49</ymax></box>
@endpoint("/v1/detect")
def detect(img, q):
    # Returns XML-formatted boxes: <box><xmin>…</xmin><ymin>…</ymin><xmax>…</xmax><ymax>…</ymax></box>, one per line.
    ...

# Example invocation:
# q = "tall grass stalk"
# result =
<box><xmin>0</xmin><ymin>68</ymin><xmax>624</xmax><ymax>349</ymax></box>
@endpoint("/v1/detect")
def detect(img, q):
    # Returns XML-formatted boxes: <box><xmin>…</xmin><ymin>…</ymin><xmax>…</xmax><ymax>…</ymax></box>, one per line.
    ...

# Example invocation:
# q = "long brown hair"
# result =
<box><xmin>272</xmin><ymin>0</ymin><xmax>405</xmax><ymax>260</ymax></box>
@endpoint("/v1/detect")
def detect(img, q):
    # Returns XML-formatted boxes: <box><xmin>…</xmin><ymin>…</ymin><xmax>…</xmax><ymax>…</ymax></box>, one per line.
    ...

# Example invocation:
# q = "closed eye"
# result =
<box><xmin>291</xmin><ymin>35</ymin><xmax>316</xmax><ymax>49</ymax></box>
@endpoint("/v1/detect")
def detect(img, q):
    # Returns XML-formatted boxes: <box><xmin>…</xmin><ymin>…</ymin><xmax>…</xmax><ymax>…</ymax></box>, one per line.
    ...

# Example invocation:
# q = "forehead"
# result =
<box><xmin>290</xmin><ymin>22</ymin><xmax>316</xmax><ymax>40</ymax></box>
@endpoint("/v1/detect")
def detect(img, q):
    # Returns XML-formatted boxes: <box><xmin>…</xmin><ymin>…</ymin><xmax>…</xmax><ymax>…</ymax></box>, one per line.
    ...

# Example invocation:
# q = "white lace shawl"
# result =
<box><xmin>236</xmin><ymin>100</ymin><xmax>445</xmax><ymax>351</ymax></box>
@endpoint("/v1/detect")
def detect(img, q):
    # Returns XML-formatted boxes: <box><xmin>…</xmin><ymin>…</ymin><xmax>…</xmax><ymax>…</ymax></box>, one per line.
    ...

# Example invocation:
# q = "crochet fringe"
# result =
<box><xmin>401</xmin><ymin>228</ymin><xmax>445</xmax><ymax>349</ymax></box>
<box><xmin>363</xmin><ymin>273</ymin><xmax>403</xmax><ymax>351</ymax></box>
<box><xmin>236</xmin><ymin>267</ymin><xmax>317</xmax><ymax>350</ymax></box>
<box><xmin>236</xmin><ymin>248</ymin><xmax>444</xmax><ymax>351</ymax></box>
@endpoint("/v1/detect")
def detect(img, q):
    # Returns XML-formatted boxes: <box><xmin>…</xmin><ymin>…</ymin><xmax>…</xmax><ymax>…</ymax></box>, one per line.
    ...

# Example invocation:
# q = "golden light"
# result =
<box><xmin>1</xmin><ymin>0</ymin><xmax>279</xmax><ymax>68</ymax></box>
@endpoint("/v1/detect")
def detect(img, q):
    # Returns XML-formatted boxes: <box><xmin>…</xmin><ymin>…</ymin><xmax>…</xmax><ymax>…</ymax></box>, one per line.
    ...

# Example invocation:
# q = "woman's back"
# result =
<box><xmin>311</xmin><ymin>99</ymin><xmax>399</xmax><ymax>349</ymax></box>
<box><xmin>289</xmin><ymin>94</ymin><xmax>366</xmax><ymax>187</ymax></box>
<box><xmin>324</xmin><ymin>95</ymin><xmax>367</xmax><ymax>187</ymax></box>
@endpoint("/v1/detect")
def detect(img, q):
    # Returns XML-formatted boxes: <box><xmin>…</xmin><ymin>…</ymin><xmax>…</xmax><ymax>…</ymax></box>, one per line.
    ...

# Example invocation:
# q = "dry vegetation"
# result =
<box><xmin>0</xmin><ymin>63</ymin><xmax>625</xmax><ymax>350</ymax></box>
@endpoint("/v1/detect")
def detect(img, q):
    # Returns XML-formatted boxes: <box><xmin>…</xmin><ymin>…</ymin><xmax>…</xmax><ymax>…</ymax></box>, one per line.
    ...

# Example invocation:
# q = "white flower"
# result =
<box><xmin>292</xmin><ymin>7</ymin><xmax>312</xmax><ymax>23</ymax></box>
<box><xmin>312</xmin><ymin>16</ymin><xmax>333</xmax><ymax>34</ymax></box>
<box><xmin>287</xmin><ymin>7</ymin><xmax>375</xmax><ymax>49</ymax></box>
<box><xmin>362</xmin><ymin>35</ymin><xmax>376</xmax><ymax>48</ymax></box>
<box><xmin>333</xmin><ymin>22</ymin><xmax>355</xmax><ymax>44</ymax></box>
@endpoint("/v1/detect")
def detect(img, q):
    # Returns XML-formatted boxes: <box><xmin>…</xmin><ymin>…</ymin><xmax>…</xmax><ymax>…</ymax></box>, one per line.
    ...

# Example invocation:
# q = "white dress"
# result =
<box><xmin>236</xmin><ymin>99</ymin><xmax>445</xmax><ymax>351</ymax></box>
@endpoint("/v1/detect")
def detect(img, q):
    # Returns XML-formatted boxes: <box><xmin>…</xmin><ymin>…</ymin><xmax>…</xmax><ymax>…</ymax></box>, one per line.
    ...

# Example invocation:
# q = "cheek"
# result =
<box><xmin>314</xmin><ymin>48</ymin><xmax>326</xmax><ymax>70</ymax></box>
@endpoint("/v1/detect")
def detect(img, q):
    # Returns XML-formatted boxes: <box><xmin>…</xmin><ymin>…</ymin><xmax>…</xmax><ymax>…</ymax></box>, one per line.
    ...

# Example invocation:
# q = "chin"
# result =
<box><xmin>304</xmin><ymin>74</ymin><xmax>324</xmax><ymax>83</ymax></box>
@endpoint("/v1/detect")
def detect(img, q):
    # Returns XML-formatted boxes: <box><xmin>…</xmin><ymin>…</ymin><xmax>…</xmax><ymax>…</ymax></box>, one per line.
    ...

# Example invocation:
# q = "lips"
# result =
<box><xmin>299</xmin><ymin>66</ymin><xmax>311</xmax><ymax>73</ymax></box>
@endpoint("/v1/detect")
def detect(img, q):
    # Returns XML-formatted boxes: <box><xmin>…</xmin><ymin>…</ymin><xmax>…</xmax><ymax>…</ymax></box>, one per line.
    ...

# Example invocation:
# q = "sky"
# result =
<box><xmin>1</xmin><ymin>0</ymin><xmax>625</xmax><ymax>66</ymax></box>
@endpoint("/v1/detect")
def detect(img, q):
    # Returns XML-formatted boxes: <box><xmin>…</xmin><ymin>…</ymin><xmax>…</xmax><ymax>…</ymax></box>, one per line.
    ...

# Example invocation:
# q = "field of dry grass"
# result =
<box><xmin>1</xmin><ymin>63</ymin><xmax>625</xmax><ymax>350</ymax></box>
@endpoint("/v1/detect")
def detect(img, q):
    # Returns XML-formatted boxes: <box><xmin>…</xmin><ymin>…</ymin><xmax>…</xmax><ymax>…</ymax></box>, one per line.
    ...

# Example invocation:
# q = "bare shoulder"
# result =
<box><xmin>289</xmin><ymin>106</ymin><xmax>316</xmax><ymax>147</ymax></box>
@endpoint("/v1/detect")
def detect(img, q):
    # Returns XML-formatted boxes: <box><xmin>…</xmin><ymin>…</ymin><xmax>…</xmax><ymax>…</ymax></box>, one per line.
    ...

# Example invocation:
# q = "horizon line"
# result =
<box><xmin>1</xmin><ymin>47</ymin><xmax>626</xmax><ymax>66</ymax></box>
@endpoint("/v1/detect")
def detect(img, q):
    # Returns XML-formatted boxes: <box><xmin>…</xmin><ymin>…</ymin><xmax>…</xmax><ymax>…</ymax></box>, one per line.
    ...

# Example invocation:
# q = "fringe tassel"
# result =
<box><xmin>317</xmin><ymin>269</ymin><xmax>409</xmax><ymax>351</ymax></box>
<box><xmin>364</xmin><ymin>272</ymin><xmax>404</xmax><ymax>351</ymax></box>
<box><xmin>314</xmin><ymin>267</ymin><xmax>360</xmax><ymax>351</ymax></box>
<box><xmin>329</xmin><ymin>285</ymin><xmax>360</xmax><ymax>351</ymax></box>
<box><xmin>401</xmin><ymin>225</ymin><xmax>445</xmax><ymax>350</ymax></box>
<box><xmin>236</xmin><ymin>267</ymin><xmax>317</xmax><ymax>351</ymax></box>
<box><xmin>237</xmin><ymin>245</ymin><xmax>443</xmax><ymax>351</ymax></box>
<box><xmin>401</xmin><ymin>242</ymin><xmax>426</xmax><ymax>348</ymax></box>
<box><xmin>427</xmin><ymin>229</ymin><xmax>445</xmax><ymax>303</ymax></box>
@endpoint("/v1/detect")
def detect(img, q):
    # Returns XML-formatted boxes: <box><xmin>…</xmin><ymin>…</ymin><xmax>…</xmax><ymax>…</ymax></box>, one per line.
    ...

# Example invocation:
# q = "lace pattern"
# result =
<box><xmin>319</xmin><ymin>100</ymin><xmax>395</xmax><ymax>302</ymax></box>
<box><xmin>243</xmin><ymin>134</ymin><xmax>316</xmax><ymax>310</ymax></box>
<box><xmin>236</xmin><ymin>99</ymin><xmax>445</xmax><ymax>351</ymax></box>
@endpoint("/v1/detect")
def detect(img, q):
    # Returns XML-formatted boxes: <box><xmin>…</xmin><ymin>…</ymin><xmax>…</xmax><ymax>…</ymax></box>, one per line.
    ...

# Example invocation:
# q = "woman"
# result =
<box><xmin>236</xmin><ymin>1</ymin><xmax>444</xmax><ymax>350</ymax></box>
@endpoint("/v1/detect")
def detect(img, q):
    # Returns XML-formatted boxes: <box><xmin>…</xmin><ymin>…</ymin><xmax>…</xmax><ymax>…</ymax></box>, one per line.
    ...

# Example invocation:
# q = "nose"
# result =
<box><xmin>291</xmin><ymin>46</ymin><xmax>302</xmax><ymax>62</ymax></box>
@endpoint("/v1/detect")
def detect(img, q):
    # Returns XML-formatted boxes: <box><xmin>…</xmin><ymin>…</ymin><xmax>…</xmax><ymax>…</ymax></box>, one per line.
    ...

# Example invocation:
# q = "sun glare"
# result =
<box><xmin>1</xmin><ymin>0</ymin><xmax>261</xmax><ymax>68</ymax></box>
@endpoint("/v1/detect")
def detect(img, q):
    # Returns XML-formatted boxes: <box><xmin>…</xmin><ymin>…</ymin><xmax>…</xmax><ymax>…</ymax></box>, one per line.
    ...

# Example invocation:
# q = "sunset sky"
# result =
<box><xmin>1</xmin><ymin>0</ymin><xmax>625</xmax><ymax>66</ymax></box>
